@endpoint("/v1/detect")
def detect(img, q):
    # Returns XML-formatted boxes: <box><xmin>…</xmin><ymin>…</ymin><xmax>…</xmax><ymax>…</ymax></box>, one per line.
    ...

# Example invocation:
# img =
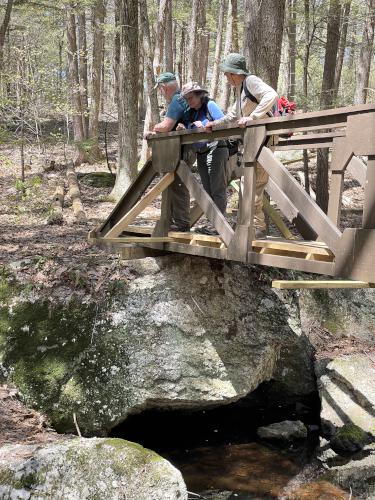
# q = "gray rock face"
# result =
<box><xmin>257</xmin><ymin>420</ymin><xmax>307</xmax><ymax>442</ymax></box>
<box><xmin>317</xmin><ymin>355</ymin><xmax>375</xmax><ymax>436</ymax></box>
<box><xmin>0</xmin><ymin>437</ymin><xmax>187</xmax><ymax>500</ymax></box>
<box><xmin>0</xmin><ymin>256</ymin><xmax>315</xmax><ymax>434</ymax></box>
<box><xmin>320</xmin><ymin>442</ymin><xmax>375</xmax><ymax>500</ymax></box>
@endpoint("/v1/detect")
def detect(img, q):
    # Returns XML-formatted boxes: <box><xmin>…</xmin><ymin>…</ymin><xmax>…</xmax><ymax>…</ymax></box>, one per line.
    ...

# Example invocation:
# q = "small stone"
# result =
<box><xmin>257</xmin><ymin>420</ymin><xmax>307</xmax><ymax>442</ymax></box>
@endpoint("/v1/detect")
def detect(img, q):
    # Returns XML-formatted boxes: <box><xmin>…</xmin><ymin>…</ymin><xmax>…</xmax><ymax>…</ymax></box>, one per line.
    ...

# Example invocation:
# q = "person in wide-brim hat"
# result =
<box><xmin>205</xmin><ymin>52</ymin><xmax>278</xmax><ymax>239</ymax></box>
<box><xmin>218</xmin><ymin>52</ymin><xmax>250</xmax><ymax>75</ymax></box>
<box><xmin>181</xmin><ymin>81</ymin><xmax>209</xmax><ymax>98</ymax></box>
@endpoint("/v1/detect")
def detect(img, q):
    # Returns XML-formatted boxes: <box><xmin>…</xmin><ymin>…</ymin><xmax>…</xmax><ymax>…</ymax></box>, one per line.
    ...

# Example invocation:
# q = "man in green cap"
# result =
<box><xmin>206</xmin><ymin>53</ymin><xmax>278</xmax><ymax>238</ymax></box>
<box><xmin>145</xmin><ymin>72</ymin><xmax>191</xmax><ymax>232</ymax></box>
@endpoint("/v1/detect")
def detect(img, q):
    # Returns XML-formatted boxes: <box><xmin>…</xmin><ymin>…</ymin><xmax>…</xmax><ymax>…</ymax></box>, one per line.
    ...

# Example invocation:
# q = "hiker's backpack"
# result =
<box><xmin>242</xmin><ymin>79</ymin><xmax>296</xmax><ymax>120</ymax></box>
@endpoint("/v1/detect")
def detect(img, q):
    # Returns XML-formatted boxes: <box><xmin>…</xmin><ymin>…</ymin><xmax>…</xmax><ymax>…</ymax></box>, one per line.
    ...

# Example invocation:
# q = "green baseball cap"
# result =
<box><xmin>153</xmin><ymin>72</ymin><xmax>177</xmax><ymax>89</ymax></box>
<box><xmin>219</xmin><ymin>53</ymin><xmax>249</xmax><ymax>75</ymax></box>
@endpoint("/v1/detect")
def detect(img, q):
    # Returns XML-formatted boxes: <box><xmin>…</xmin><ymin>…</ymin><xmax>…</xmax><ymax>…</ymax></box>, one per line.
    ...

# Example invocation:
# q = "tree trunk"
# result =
<box><xmin>139</xmin><ymin>0</ymin><xmax>160</xmax><ymax>164</ymax></box>
<box><xmin>353</xmin><ymin>0</ymin><xmax>375</xmax><ymax>104</ymax></box>
<box><xmin>88</xmin><ymin>0</ymin><xmax>106</xmax><ymax>162</ymax></box>
<box><xmin>77</xmin><ymin>12</ymin><xmax>89</xmax><ymax>138</ymax></box>
<box><xmin>164</xmin><ymin>0</ymin><xmax>173</xmax><ymax>72</ymax></box>
<box><xmin>333</xmin><ymin>0</ymin><xmax>351</xmax><ymax>101</ymax></box>
<box><xmin>138</xmin><ymin>17</ymin><xmax>145</xmax><ymax>123</ymax></box>
<box><xmin>303</xmin><ymin>0</ymin><xmax>311</xmax><ymax>194</ymax></box>
<box><xmin>0</xmin><ymin>0</ymin><xmax>14</xmax><ymax>94</ymax></box>
<box><xmin>66</xmin><ymin>5</ymin><xmax>87</xmax><ymax>165</ymax></box>
<box><xmin>316</xmin><ymin>0</ymin><xmax>341</xmax><ymax>213</ymax></box>
<box><xmin>220</xmin><ymin>0</ymin><xmax>234</xmax><ymax>110</ymax></box>
<box><xmin>114</xmin><ymin>0</ymin><xmax>120</xmax><ymax>104</ymax></box>
<box><xmin>287</xmin><ymin>0</ymin><xmax>297</xmax><ymax>100</ymax></box>
<box><xmin>187</xmin><ymin>0</ymin><xmax>200</xmax><ymax>81</ymax></box>
<box><xmin>244</xmin><ymin>0</ymin><xmax>286</xmax><ymax>89</ymax></box>
<box><xmin>210</xmin><ymin>0</ymin><xmax>226</xmax><ymax>99</ymax></box>
<box><xmin>196</xmin><ymin>0</ymin><xmax>207</xmax><ymax>85</ymax></box>
<box><xmin>111</xmin><ymin>0</ymin><xmax>138</xmax><ymax>199</ymax></box>
<box><xmin>153</xmin><ymin>0</ymin><xmax>168</xmax><ymax>75</ymax></box>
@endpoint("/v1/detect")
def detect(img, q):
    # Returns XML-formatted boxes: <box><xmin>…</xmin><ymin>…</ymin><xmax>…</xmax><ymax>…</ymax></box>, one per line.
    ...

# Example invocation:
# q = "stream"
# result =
<box><xmin>110</xmin><ymin>383</ymin><xmax>325</xmax><ymax>499</ymax></box>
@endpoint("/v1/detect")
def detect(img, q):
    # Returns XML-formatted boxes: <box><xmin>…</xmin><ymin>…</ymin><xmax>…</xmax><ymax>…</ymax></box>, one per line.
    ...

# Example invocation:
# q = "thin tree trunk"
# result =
<box><xmin>0</xmin><ymin>0</ymin><xmax>14</xmax><ymax>94</ymax></box>
<box><xmin>333</xmin><ymin>0</ymin><xmax>351</xmax><ymax>101</ymax></box>
<box><xmin>138</xmin><ymin>17</ymin><xmax>145</xmax><ymax>122</ymax></box>
<box><xmin>231</xmin><ymin>0</ymin><xmax>238</xmax><ymax>52</ymax></box>
<box><xmin>220</xmin><ymin>0</ymin><xmax>234</xmax><ymax>110</ymax></box>
<box><xmin>244</xmin><ymin>0</ymin><xmax>286</xmax><ymax>89</ymax></box>
<box><xmin>187</xmin><ymin>0</ymin><xmax>200</xmax><ymax>81</ymax></box>
<box><xmin>287</xmin><ymin>0</ymin><xmax>297</xmax><ymax>101</ymax></box>
<box><xmin>66</xmin><ymin>5</ymin><xmax>87</xmax><ymax>165</ymax></box>
<box><xmin>210</xmin><ymin>0</ymin><xmax>226</xmax><ymax>99</ymax></box>
<box><xmin>77</xmin><ymin>12</ymin><xmax>89</xmax><ymax>138</ymax></box>
<box><xmin>140</xmin><ymin>0</ymin><xmax>160</xmax><ymax>164</ymax></box>
<box><xmin>178</xmin><ymin>22</ymin><xmax>186</xmax><ymax>85</ymax></box>
<box><xmin>354</xmin><ymin>0</ymin><xmax>375</xmax><ymax>104</ymax></box>
<box><xmin>114</xmin><ymin>0</ymin><xmax>120</xmax><ymax>105</ymax></box>
<box><xmin>88</xmin><ymin>0</ymin><xmax>106</xmax><ymax>161</ymax></box>
<box><xmin>111</xmin><ymin>0</ymin><xmax>138</xmax><ymax>199</ymax></box>
<box><xmin>196</xmin><ymin>0</ymin><xmax>207</xmax><ymax>85</ymax></box>
<box><xmin>303</xmin><ymin>0</ymin><xmax>311</xmax><ymax>194</ymax></box>
<box><xmin>153</xmin><ymin>0</ymin><xmax>168</xmax><ymax>75</ymax></box>
<box><xmin>164</xmin><ymin>0</ymin><xmax>173</xmax><ymax>72</ymax></box>
<box><xmin>316</xmin><ymin>0</ymin><xmax>341</xmax><ymax>213</ymax></box>
<box><xmin>199</xmin><ymin>32</ymin><xmax>210</xmax><ymax>86</ymax></box>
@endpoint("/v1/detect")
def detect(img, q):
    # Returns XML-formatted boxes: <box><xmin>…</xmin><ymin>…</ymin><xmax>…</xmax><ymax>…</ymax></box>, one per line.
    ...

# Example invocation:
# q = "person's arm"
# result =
<box><xmin>206</xmin><ymin>99</ymin><xmax>237</xmax><ymax>129</ymax></box>
<box><xmin>153</xmin><ymin>117</ymin><xmax>177</xmax><ymax>133</ymax></box>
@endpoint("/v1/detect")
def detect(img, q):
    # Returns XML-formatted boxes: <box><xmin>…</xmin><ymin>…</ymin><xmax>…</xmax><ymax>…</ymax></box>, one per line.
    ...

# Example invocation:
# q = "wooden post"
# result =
<box><xmin>327</xmin><ymin>137</ymin><xmax>352</xmax><ymax>226</ymax></box>
<box><xmin>363</xmin><ymin>156</ymin><xmax>375</xmax><ymax>229</ymax></box>
<box><xmin>227</xmin><ymin>163</ymin><xmax>256</xmax><ymax>261</ymax></box>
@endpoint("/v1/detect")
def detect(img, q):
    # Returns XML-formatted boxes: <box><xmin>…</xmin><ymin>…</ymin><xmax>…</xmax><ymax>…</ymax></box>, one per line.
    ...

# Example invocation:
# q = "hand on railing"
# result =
<box><xmin>143</xmin><ymin>131</ymin><xmax>156</xmax><ymax>140</ymax></box>
<box><xmin>176</xmin><ymin>123</ymin><xmax>186</xmax><ymax>131</ymax></box>
<box><xmin>205</xmin><ymin>120</ymin><xmax>217</xmax><ymax>132</ymax></box>
<box><xmin>237</xmin><ymin>116</ymin><xmax>253</xmax><ymax>128</ymax></box>
<box><xmin>192</xmin><ymin>121</ymin><xmax>204</xmax><ymax>128</ymax></box>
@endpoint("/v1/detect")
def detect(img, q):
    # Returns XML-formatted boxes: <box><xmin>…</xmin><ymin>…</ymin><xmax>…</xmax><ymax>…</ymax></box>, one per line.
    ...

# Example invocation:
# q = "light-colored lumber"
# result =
<box><xmin>252</xmin><ymin>237</ymin><xmax>333</xmax><ymax>256</ymax></box>
<box><xmin>272</xmin><ymin>280</ymin><xmax>374</xmax><ymax>289</ymax></box>
<box><xmin>105</xmin><ymin>172</ymin><xmax>175</xmax><ymax>238</ymax></box>
<box><xmin>102</xmin><ymin>236</ymin><xmax>173</xmax><ymax>244</ymax></box>
<box><xmin>67</xmin><ymin>165</ymin><xmax>86</xmax><ymax>222</ymax></box>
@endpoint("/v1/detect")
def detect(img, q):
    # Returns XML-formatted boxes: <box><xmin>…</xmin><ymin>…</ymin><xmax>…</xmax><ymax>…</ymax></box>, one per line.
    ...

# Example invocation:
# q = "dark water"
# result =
<box><xmin>110</xmin><ymin>383</ymin><xmax>324</xmax><ymax>498</ymax></box>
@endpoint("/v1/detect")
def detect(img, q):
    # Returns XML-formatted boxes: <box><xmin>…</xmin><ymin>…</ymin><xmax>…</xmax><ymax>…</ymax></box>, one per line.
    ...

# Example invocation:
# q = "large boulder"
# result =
<box><xmin>0</xmin><ymin>437</ymin><xmax>187</xmax><ymax>500</ymax></box>
<box><xmin>0</xmin><ymin>255</ymin><xmax>315</xmax><ymax>434</ymax></box>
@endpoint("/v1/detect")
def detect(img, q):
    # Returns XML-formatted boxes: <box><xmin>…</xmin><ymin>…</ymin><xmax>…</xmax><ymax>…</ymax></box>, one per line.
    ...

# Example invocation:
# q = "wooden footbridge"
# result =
<box><xmin>90</xmin><ymin>103</ymin><xmax>375</xmax><ymax>284</ymax></box>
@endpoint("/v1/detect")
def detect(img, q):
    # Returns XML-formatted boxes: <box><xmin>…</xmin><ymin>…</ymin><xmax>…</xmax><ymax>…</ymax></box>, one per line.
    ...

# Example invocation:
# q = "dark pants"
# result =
<box><xmin>197</xmin><ymin>145</ymin><xmax>229</xmax><ymax>214</ymax></box>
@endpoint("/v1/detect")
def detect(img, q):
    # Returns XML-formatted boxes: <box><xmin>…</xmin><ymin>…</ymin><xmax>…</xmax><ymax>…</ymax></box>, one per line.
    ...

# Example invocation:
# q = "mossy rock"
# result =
<box><xmin>79</xmin><ymin>172</ymin><xmax>115</xmax><ymax>188</ymax></box>
<box><xmin>0</xmin><ymin>437</ymin><xmax>187</xmax><ymax>499</ymax></box>
<box><xmin>330</xmin><ymin>423</ymin><xmax>372</xmax><ymax>455</ymax></box>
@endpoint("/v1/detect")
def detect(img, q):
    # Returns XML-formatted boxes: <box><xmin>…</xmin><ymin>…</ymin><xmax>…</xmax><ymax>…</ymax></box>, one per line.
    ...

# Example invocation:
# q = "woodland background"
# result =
<box><xmin>0</xmin><ymin>0</ymin><xmax>374</xmax><ymax>209</ymax></box>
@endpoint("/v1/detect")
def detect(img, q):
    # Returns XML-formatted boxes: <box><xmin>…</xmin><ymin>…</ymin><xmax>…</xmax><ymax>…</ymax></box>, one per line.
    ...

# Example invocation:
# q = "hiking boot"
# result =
<box><xmin>169</xmin><ymin>223</ymin><xmax>190</xmax><ymax>232</ymax></box>
<box><xmin>255</xmin><ymin>228</ymin><xmax>267</xmax><ymax>239</ymax></box>
<box><xmin>193</xmin><ymin>225</ymin><xmax>219</xmax><ymax>236</ymax></box>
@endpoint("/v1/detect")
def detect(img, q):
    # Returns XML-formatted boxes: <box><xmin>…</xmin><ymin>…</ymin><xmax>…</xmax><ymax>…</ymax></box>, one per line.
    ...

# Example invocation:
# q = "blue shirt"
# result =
<box><xmin>166</xmin><ymin>91</ymin><xmax>190</xmax><ymax>130</ymax></box>
<box><xmin>187</xmin><ymin>100</ymin><xmax>225</xmax><ymax>128</ymax></box>
<box><xmin>185</xmin><ymin>100</ymin><xmax>225</xmax><ymax>150</ymax></box>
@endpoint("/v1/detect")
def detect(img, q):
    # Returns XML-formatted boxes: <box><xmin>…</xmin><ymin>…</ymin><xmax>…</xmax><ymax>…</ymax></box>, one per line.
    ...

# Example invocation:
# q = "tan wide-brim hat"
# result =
<box><xmin>181</xmin><ymin>81</ymin><xmax>209</xmax><ymax>98</ymax></box>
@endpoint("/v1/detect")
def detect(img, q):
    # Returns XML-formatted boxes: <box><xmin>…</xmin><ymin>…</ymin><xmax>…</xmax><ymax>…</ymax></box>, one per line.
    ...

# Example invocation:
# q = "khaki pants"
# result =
<box><xmin>226</xmin><ymin>156</ymin><xmax>269</xmax><ymax>231</ymax></box>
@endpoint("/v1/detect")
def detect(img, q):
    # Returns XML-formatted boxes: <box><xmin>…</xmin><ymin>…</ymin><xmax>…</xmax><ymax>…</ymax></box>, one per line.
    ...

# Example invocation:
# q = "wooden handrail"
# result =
<box><xmin>147</xmin><ymin>103</ymin><xmax>375</xmax><ymax>144</ymax></box>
